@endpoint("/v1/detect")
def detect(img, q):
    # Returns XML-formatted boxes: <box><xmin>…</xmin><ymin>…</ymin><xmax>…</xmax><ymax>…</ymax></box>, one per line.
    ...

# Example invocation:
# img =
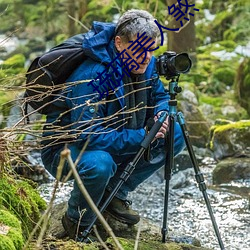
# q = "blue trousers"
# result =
<box><xmin>41</xmin><ymin>123</ymin><xmax>185</xmax><ymax>226</ymax></box>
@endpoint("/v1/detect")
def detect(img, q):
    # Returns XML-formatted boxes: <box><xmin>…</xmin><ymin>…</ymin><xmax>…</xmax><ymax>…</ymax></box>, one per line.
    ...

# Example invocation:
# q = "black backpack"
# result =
<box><xmin>24</xmin><ymin>34</ymin><xmax>87</xmax><ymax>115</ymax></box>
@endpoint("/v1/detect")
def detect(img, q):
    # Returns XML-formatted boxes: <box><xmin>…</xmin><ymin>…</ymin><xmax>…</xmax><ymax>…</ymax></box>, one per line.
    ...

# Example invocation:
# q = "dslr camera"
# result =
<box><xmin>156</xmin><ymin>51</ymin><xmax>192</xmax><ymax>79</ymax></box>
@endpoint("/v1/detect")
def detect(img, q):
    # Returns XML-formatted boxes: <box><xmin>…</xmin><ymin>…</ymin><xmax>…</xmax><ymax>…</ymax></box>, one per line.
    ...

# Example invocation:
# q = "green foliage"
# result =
<box><xmin>210</xmin><ymin>10</ymin><xmax>234</xmax><ymax>41</ymax></box>
<box><xmin>198</xmin><ymin>0</ymin><xmax>250</xmax><ymax>46</ymax></box>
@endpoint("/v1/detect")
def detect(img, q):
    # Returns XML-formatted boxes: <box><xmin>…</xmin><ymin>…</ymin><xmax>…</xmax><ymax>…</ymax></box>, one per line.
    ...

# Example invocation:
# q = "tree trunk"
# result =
<box><xmin>166</xmin><ymin>0</ymin><xmax>196</xmax><ymax>62</ymax></box>
<box><xmin>78</xmin><ymin>0</ymin><xmax>88</xmax><ymax>20</ymax></box>
<box><xmin>67</xmin><ymin>0</ymin><xmax>77</xmax><ymax>36</ymax></box>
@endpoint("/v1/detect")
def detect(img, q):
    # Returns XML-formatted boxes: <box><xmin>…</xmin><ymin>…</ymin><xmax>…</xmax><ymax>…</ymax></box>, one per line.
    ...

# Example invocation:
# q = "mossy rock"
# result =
<box><xmin>0</xmin><ymin>175</ymin><xmax>47</xmax><ymax>239</ymax></box>
<box><xmin>106</xmin><ymin>237</ymin><xmax>210</xmax><ymax>250</ymax></box>
<box><xmin>0</xmin><ymin>209</ymin><xmax>24</xmax><ymax>250</ymax></box>
<box><xmin>44</xmin><ymin>202</ymin><xmax>211</xmax><ymax>250</ymax></box>
<box><xmin>199</xmin><ymin>92</ymin><xmax>249</xmax><ymax>122</ymax></box>
<box><xmin>213</xmin><ymin>157</ymin><xmax>250</xmax><ymax>184</ymax></box>
<box><xmin>209</xmin><ymin>120</ymin><xmax>250</xmax><ymax>160</ymax></box>
<box><xmin>213</xmin><ymin>67</ymin><xmax>235</xmax><ymax>86</ymax></box>
<box><xmin>28</xmin><ymin>237</ymin><xmax>211</xmax><ymax>250</ymax></box>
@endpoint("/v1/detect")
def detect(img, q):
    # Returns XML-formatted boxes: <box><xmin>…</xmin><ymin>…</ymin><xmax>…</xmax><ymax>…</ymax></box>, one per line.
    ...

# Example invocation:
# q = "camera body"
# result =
<box><xmin>156</xmin><ymin>51</ymin><xmax>192</xmax><ymax>79</ymax></box>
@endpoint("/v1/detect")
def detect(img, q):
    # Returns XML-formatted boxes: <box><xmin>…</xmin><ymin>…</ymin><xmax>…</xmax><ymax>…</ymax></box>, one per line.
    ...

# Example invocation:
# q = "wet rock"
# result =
<box><xmin>213</xmin><ymin>157</ymin><xmax>250</xmax><ymax>184</ymax></box>
<box><xmin>170</xmin><ymin>168</ymin><xmax>193</xmax><ymax>189</ymax></box>
<box><xmin>181</xmin><ymin>89</ymin><xmax>199</xmax><ymax>105</ymax></box>
<box><xmin>179</xmin><ymin>100</ymin><xmax>211</xmax><ymax>148</ymax></box>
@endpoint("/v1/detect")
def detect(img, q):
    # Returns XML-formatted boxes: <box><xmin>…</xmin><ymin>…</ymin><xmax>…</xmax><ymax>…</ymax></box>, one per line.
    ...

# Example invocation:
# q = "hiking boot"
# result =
<box><xmin>105</xmin><ymin>196</ymin><xmax>140</xmax><ymax>225</ymax></box>
<box><xmin>61</xmin><ymin>213</ymin><xmax>97</xmax><ymax>243</ymax></box>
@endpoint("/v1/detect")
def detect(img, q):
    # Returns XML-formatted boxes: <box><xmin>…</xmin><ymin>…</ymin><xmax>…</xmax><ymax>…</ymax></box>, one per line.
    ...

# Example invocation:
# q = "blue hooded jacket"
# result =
<box><xmin>44</xmin><ymin>21</ymin><xmax>170</xmax><ymax>156</ymax></box>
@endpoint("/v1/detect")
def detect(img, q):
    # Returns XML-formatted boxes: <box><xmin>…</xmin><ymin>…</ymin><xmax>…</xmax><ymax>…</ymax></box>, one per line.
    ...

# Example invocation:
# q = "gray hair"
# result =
<box><xmin>115</xmin><ymin>9</ymin><xmax>159</xmax><ymax>42</ymax></box>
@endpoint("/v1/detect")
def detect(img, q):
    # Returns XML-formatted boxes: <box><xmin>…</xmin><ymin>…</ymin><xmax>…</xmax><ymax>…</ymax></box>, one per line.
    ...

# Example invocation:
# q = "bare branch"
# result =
<box><xmin>63</xmin><ymin>148</ymin><xmax>124</xmax><ymax>250</ymax></box>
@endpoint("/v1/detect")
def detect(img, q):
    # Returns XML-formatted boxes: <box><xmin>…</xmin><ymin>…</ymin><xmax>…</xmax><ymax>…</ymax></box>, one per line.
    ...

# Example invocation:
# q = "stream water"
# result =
<box><xmin>38</xmin><ymin>156</ymin><xmax>250</xmax><ymax>250</ymax></box>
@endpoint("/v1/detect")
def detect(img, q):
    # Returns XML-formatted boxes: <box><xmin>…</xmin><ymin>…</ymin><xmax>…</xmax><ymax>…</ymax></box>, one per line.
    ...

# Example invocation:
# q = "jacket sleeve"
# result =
<box><xmin>65</xmin><ymin>62</ymin><xmax>146</xmax><ymax>156</ymax></box>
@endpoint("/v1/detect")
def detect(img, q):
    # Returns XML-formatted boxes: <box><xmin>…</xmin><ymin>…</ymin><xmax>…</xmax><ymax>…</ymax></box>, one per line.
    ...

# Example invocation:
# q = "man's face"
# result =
<box><xmin>115</xmin><ymin>35</ymin><xmax>157</xmax><ymax>74</ymax></box>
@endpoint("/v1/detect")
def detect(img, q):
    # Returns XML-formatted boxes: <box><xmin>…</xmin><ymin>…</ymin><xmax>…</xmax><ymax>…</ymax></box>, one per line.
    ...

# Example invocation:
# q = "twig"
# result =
<box><xmin>68</xmin><ymin>14</ymin><xmax>90</xmax><ymax>31</ymax></box>
<box><xmin>134</xmin><ymin>219</ymin><xmax>142</xmax><ymax>250</ymax></box>
<box><xmin>61</xmin><ymin>148</ymin><xmax>124</xmax><ymax>250</ymax></box>
<box><xmin>93</xmin><ymin>225</ymin><xmax>110</xmax><ymax>250</ymax></box>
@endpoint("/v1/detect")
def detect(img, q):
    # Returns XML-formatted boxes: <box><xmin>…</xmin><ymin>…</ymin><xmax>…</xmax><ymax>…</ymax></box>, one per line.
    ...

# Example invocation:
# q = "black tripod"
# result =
<box><xmin>161</xmin><ymin>77</ymin><xmax>225</xmax><ymax>249</ymax></box>
<box><xmin>82</xmin><ymin>78</ymin><xmax>225</xmax><ymax>249</ymax></box>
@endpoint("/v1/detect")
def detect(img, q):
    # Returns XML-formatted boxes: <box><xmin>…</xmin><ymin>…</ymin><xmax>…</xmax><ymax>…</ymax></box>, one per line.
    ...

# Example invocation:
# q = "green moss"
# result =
<box><xmin>0</xmin><ymin>175</ymin><xmax>46</xmax><ymax>239</ymax></box>
<box><xmin>0</xmin><ymin>54</ymin><xmax>26</xmax><ymax>86</ymax></box>
<box><xmin>213</xmin><ymin>67</ymin><xmax>235</xmax><ymax>86</ymax></box>
<box><xmin>0</xmin><ymin>209</ymin><xmax>24</xmax><ymax>249</ymax></box>
<box><xmin>0</xmin><ymin>209</ymin><xmax>21</xmax><ymax>229</ymax></box>
<box><xmin>7</xmin><ymin>228</ymin><xmax>24</xmax><ymax>249</ymax></box>
<box><xmin>199</xmin><ymin>95</ymin><xmax>224</xmax><ymax>107</ymax></box>
<box><xmin>214</xmin><ymin>119</ymin><xmax>232</xmax><ymax>125</ymax></box>
<box><xmin>0</xmin><ymin>235</ymin><xmax>16</xmax><ymax>250</ymax></box>
<box><xmin>218</xmin><ymin>40</ymin><xmax>237</xmax><ymax>51</ymax></box>
<box><xmin>1</xmin><ymin>54</ymin><xmax>25</xmax><ymax>69</ymax></box>
<box><xmin>213</xmin><ymin>120</ymin><xmax>250</xmax><ymax>133</ymax></box>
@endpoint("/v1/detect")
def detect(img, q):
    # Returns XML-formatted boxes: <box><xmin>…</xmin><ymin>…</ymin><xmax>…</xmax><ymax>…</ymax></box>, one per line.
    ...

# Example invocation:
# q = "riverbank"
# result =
<box><xmin>38</xmin><ymin>155</ymin><xmax>250</xmax><ymax>250</ymax></box>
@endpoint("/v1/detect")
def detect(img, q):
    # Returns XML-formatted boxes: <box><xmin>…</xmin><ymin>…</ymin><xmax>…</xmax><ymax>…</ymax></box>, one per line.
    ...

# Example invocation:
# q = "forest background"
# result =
<box><xmin>0</xmin><ymin>0</ymin><xmax>250</xmax><ymax>126</ymax></box>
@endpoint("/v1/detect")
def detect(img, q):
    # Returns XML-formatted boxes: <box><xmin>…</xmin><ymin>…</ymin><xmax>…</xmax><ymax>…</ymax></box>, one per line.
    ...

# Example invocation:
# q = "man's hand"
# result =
<box><xmin>154</xmin><ymin>111</ymin><xmax>169</xmax><ymax>139</ymax></box>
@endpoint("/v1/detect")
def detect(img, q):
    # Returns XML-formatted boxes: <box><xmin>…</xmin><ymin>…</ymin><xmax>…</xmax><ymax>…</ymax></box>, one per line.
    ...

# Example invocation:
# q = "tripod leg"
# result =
<box><xmin>177</xmin><ymin>112</ymin><xmax>225</xmax><ymax>250</ymax></box>
<box><xmin>162</xmin><ymin>114</ymin><xmax>175</xmax><ymax>243</ymax></box>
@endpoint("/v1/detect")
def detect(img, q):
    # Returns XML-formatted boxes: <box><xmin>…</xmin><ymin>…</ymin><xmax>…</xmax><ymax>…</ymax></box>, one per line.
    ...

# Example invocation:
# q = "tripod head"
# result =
<box><xmin>168</xmin><ymin>76</ymin><xmax>182</xmax><ymax>100</ymax></box>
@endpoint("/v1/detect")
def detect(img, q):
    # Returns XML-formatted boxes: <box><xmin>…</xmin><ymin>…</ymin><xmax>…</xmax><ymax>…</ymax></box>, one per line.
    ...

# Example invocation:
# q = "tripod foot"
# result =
<box><xmin>161</xmin><ymin>227</ymin><xmax>168</xmax><ymax>243</ymax></box>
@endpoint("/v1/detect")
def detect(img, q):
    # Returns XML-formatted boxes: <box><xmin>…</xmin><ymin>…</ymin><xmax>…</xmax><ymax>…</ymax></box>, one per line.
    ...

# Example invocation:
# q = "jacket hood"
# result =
<box><xmin>82</xmin><ymin>21</ymin><xmax>116</xmax><ymax>64</ymax></box>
